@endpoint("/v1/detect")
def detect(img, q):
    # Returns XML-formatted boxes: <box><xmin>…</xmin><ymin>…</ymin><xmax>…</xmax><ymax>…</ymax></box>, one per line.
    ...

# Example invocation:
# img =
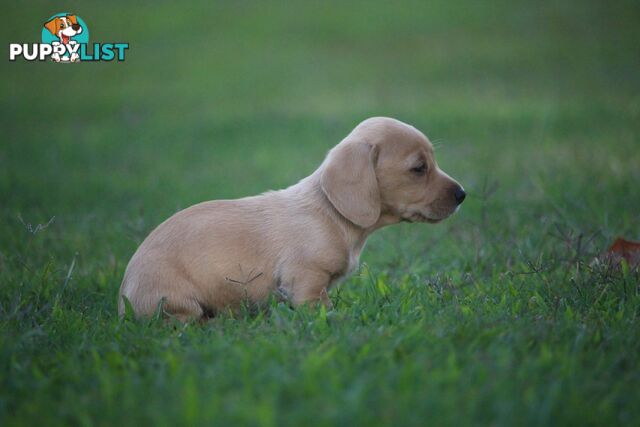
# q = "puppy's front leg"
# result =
<box><xmin>284</xmin><ymin>269</ymin><xmax>332</xmax><ymax>308</ymax></box>
<box><xmin>319</xmin><ymin>287</ymin><xmax>332</xmax><ymax>309</ymax></box>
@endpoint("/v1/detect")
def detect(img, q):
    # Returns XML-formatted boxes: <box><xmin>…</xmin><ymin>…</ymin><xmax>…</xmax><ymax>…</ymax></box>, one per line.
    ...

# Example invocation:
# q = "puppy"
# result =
<box><xmin>43</xmin><ymin>15</ymin><xmax>83</xmax><ymax>62</ymax></box>
<box><xmin>119</xmin><ymin>117</ymin><xmax>465</xmax><ymax>321</ymax></box>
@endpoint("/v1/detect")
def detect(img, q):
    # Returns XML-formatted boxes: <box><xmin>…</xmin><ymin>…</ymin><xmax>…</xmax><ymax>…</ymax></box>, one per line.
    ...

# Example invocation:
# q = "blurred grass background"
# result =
<box><xmin>1</xmin><ymin>0</ymin><xmax>639</xmax><ymax>425</ymax></box>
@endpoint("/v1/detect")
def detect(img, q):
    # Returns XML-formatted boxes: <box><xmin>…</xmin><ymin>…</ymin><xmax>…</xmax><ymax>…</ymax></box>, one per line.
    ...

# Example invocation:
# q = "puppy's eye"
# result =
<box><xmin>410</xmin><ymin>164</ymin><xmax>427</xmax><ymax>175</ymax></box>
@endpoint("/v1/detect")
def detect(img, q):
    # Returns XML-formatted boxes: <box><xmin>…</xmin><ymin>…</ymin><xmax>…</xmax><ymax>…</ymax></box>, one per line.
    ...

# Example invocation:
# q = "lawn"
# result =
<box><xmin>1</xmin><ymin>0</ymin><xmax>640</xmax><ymax>425</ymax></box>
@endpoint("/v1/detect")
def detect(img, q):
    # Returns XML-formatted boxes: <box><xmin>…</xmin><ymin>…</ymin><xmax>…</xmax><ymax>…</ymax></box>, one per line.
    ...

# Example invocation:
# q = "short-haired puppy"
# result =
<box><xmin>119</xmin><ymin>117</ymin><xmax>465</xmax><ymax>321</ymax></box>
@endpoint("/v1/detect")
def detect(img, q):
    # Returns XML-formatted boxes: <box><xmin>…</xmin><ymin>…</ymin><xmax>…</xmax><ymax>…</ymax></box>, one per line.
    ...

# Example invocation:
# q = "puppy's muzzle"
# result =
<box><xmin>454</xmin><ymin>187</ymin><xmax>466</xmax><ymax>205</ymax></box>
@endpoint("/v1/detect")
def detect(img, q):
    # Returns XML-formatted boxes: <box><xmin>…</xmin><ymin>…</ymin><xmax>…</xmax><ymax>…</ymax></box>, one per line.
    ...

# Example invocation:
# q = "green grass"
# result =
<box><xmin>2</xmin><ymin>0</ymin><xmax>640</xmax><ymax>425</ymax></box>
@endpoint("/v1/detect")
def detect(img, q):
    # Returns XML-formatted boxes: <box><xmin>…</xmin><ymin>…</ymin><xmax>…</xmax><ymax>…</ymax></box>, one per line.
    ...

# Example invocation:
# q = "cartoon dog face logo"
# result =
<box><xmin>44</xmin><ymin>15</ymin><xmax>83</xmax><ymax>44</ymax></box>
<box><xmin>43</xmin><ymin>14</ymin><xmax>84</xmax><ymax>62</ymax></box>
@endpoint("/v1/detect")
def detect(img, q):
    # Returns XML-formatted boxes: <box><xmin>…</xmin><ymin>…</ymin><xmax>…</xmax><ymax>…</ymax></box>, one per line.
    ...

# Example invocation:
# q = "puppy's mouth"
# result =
<box><xmin>401</xmin><ymin>204</ymin><xmax>462</xmax><ymax>224</ymax></box>
<box><xmin>402</xmin><ymin>212</ymin><xmax>444</xmax><ymax>224</ymax></box>
<box><xmin>60</xmin><ymin>34</ymin><xmax>70</xmax><ymax>44</ymax></box>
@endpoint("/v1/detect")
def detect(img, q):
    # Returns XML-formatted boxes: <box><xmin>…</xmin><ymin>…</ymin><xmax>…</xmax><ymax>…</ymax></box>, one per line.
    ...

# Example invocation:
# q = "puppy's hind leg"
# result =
<box><xmin>120</xmin><ymin>277</ymin><xmax>206</xmax><ymax>323</ymax></box>
<box><xmin>160</xmin><ymin>296</ymin><xmax>205</xmax><ymax>323</ymax></box>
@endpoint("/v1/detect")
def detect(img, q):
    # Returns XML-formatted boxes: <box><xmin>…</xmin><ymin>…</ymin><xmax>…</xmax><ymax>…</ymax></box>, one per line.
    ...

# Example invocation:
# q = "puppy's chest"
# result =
<box><xmin>329</xmin><ymin>247</ymin><xmax>362</xmax><ymax>287</ymax></box>
<box><xmin>347</xmin><ymin>248</ymin><xmax>362</xmax><ymax>274</ymax></box>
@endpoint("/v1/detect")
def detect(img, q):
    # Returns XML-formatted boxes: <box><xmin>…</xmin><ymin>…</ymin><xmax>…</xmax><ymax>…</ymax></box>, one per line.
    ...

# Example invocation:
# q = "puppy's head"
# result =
<box><xmin>321</xmin><ymin>117</ymin><xmax>465</xmax><ymax>228</ymax></box>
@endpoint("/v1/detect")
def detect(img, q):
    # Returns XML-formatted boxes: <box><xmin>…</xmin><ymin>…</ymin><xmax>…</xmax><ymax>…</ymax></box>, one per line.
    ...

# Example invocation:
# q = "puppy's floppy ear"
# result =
<box><xmin>43</xmin><ymin>17</ymin><xmax>60</xmax><ymax>35</ymax></box>
<box><xmin>321</xmin><ymin>141</ymin><xmax>380</xmax><ymax>228</ymax></box>
<box><xmin>67</xmin><ymin>15</ymin><xmax>78</xmax><ymax>25</ymax></box>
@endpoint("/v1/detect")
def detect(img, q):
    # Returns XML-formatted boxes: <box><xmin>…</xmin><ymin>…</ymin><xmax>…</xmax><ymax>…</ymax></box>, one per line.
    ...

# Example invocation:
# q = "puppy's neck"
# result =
<box><xmin>293</xmin><ymin>172</ymin><xmax>382</xmax><ymax>256</ymax></box>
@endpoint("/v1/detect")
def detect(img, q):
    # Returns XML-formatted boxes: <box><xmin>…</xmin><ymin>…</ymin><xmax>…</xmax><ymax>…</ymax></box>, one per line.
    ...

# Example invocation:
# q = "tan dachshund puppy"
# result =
<box><xmin>119</xmin><ymin>117</ymin><xmax>465</xmax><ymax>321</ymax></box>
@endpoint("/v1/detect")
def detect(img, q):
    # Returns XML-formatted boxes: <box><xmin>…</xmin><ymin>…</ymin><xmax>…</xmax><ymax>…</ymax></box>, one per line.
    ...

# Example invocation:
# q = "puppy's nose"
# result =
<box><xmin>454</xmin><ymin>187</ymin><xmax>466</xmax><ymax>205</ymax></box>
<box><xmin>72</xmin><ymin>24</ymin><xmax>81</xmax><ymax>31</ymax></box>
